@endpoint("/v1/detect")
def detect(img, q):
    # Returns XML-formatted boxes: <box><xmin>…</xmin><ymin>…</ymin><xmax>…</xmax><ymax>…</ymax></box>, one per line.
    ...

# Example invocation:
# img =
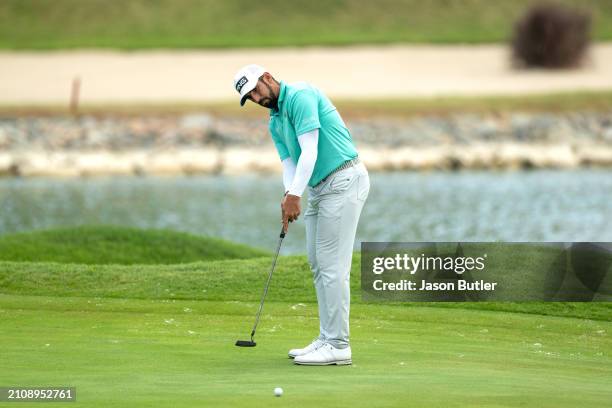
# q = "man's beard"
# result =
<box><xmin>261</xmin><ymin>82</ymin><xmax>278</xmax><ymax>110</ymax></box>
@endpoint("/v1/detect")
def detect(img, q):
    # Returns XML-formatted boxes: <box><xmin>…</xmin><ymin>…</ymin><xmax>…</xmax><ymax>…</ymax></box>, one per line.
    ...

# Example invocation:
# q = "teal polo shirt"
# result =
<box><xmin>269</xmin><ymin>81</ymin><xmax>358</xmax><ymax>187</ymax></box>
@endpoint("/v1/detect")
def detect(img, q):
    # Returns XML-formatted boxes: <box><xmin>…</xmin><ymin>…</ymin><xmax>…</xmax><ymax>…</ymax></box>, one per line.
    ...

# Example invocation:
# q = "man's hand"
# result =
<box><xmin>281</xmin><ymin>193</ymin><xmax>301</xmax><ymax>233</ymax></box>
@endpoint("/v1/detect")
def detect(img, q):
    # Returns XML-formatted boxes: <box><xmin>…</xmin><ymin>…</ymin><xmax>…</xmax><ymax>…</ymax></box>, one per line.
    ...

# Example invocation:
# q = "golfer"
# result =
<box><xmin>233</xmin><ymin>64</ymin><xmax>369</xmax><ymax>365</ymax></box>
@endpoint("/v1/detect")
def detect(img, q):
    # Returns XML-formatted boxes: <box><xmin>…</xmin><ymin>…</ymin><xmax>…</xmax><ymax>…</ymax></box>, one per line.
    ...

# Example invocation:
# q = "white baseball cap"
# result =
<box><xmin>233</xmin><ymin>64</ymin><xmax>266</xmax><ymax>106</ymax></box>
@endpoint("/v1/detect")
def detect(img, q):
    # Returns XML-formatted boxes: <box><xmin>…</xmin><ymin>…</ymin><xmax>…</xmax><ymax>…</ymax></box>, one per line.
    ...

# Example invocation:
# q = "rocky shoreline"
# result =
<box><xmin>1</xmin><ymin>112</ymin><xmax>611</xmax><ymax>176</ymax></box>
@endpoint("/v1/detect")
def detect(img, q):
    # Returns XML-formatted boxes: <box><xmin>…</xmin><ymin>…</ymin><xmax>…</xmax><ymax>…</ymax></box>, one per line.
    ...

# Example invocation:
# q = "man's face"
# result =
<box><xmin>246</xmin><ymin>75</ymin><xmax>278</xmax><ymax>109</ymax></box>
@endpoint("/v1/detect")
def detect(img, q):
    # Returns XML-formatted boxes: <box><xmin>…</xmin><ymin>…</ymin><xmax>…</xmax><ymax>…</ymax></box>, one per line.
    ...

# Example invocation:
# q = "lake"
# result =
<box><xmin>1</xmin><ymin>169</ymin><xmax>611</xmax><ymax>254</ymax></box>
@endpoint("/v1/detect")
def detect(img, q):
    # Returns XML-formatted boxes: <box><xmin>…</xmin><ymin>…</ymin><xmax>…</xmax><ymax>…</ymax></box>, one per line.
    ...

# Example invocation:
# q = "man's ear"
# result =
<box><xmin>262</xmin><ymin>72</ymin><xmax>277</xmax><ymax>86</ymax></box>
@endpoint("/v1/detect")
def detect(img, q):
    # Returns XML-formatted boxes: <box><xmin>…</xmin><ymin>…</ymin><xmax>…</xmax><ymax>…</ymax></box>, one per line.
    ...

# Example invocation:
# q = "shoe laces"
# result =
<box><xmin>311</xmin><ymin>338</ymin><xmax>324</xmax><ymax>349</ymax></box>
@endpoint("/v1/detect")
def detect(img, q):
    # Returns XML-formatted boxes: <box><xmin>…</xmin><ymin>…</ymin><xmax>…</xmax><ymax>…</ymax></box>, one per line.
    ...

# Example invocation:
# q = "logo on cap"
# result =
<box><xmin>235</xmin><ymin>76</ymin><xmax>248</xmax><ymax>93</ymax></box>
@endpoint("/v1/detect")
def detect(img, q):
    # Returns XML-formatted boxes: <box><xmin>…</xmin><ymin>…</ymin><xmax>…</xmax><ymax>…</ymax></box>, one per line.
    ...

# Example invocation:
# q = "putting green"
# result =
<box><xmin>1</xmin><ymin>294</ymin><xmax>610</xmax><ymax>407</ymax></box>
<box><xmin>1</xmin><ymin>227</ymin><xmax>610</xmax><ymax>407</ymax></box>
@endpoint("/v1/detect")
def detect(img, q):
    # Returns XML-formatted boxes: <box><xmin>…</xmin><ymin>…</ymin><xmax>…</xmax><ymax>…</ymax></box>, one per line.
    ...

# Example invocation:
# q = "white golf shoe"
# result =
<box><xmin>288</xmin><ymin>338</ymin><xmax>325</xmax><ymax>359</ymax></box>
<box><xmin>293</xmin><ymin>343</ymin><xmax>352</xmax><ymax>365</ymax></box>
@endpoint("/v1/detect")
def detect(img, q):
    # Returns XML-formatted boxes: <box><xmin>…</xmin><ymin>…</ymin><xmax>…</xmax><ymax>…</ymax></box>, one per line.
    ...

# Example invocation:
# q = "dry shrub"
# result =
<box><xmin>512</xmin><ymin>2</ymin><xmax>591</xmax><ymax>68</ymax></box>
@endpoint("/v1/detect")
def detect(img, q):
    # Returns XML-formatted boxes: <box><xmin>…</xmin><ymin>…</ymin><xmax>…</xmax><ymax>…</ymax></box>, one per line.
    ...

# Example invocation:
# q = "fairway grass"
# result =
<box><xmin>1</xmin><ymin>294</ymin><xmax>610</xmax><ymax>407</ymax></box>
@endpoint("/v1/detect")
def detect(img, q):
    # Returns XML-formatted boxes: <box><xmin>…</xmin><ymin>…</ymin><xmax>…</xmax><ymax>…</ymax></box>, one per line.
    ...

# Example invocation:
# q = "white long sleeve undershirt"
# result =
<box><xmin>281</xmin><ymin>128</ymin><xmax>319</xmax><ymax>197</ymax></box>
<box><xmin>281</xmin><ymin>157</ymin><xmax>296</xmax><ymax>192</ymax></box>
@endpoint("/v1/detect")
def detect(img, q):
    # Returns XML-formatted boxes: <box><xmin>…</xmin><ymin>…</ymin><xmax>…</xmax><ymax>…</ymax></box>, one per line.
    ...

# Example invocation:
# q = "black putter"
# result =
<box><xmin>236</xmin><ymin>227</ymin><xmax>286</xmax><ymax>347</ymax></box>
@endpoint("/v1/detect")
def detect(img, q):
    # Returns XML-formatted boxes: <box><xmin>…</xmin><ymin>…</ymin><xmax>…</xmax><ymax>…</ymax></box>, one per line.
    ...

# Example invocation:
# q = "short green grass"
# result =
<box><xmin>1</xmin><ymin>0</ymin><xmax>612</xmax><ymax>49</ymax></box>
<box><xmin>1</xmin><ymin>295</ymin><xmax>610</xmax><ymax>407</ymax></box>
<box><xmin>0</xmin><ymin>226</ymin><xmax>610</xmax><ymax>407</ymax></box>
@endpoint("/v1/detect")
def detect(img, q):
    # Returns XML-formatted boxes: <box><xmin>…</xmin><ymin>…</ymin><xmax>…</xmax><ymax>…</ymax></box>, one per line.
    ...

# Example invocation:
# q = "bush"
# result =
<box><xmin>512</xmin><ymin>2</ymin><xmax>591</xmax><ymax>68</ymax></box>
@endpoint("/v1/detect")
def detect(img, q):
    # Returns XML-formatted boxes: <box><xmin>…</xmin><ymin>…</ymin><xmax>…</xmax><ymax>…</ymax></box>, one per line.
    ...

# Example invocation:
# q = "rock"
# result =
<box><xmin>576</xmin><ymin>145</ymin><xmax>612</xmax><ymax>166</ymax></box>
<box><xmin>0</xmin><ymin>153</ymin><xmax>13</xmax><ymax>175</ymax></box>
<box><xmin>602</xmin><ymin>126</ymin><xmax>612</xmax><ymax>143</ymax></box>
<box><xmin>221</xmin><ymin>148</ymin><xmax>280</xmax><ymax>174</ymax></box>
<box><xmin>0</xmin><ymin>111</ymin><xmax>611</xmax><ymax>176</ymax></box>
<box><xmin>76</xmin><ymin>151</ymin><xmax>140</xmax><ymax>176</ymax></box>
<box><xmin>179</xmin><ymin>114</ymin><xmax>213</xmax><ymax>130</ymax></box>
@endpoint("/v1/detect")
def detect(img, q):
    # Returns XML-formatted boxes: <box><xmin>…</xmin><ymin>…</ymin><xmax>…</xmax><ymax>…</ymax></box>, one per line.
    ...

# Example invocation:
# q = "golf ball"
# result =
<box><xmin>274</xmin><ymin>387</ymin><xmax>283</xmax><ymax>397</ymax></box>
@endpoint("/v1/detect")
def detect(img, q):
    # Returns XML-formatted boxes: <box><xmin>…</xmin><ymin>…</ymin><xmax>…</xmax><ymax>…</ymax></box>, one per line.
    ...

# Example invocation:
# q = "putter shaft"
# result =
<box><xmin>250</xmin><ymin>228</ymin><xmax>286</xmax><ymax>339</ymax></box>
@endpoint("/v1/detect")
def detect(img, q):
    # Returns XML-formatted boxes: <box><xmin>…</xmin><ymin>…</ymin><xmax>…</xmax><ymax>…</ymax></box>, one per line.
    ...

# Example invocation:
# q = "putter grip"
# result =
<box><xmin>280</xmin><ymin>228</ymin><xmax>286</xmax><ymax>239</ymax></box>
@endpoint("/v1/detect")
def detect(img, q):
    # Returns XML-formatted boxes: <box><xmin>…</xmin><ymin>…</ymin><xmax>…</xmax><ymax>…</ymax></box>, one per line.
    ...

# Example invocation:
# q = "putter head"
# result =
<box><xmin>235</xmin><ymin>339</ymin><xmax>256</xmax><ymax>347</ymax></box>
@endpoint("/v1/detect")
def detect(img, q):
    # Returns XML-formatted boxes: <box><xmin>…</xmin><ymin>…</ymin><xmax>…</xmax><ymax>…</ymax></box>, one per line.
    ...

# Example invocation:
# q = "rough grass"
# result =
<box><xmin>0</xmin><ymin>225</ymin><xmax>269</xmax><ymax>264</ymax></box>
<box><xmin>3</xmin><ymin>90</ymin><xmax>612</xmax><ymax>118</ymax></box>
<box><xmin>333</xmin><ymin>91</ymin><xmax>612</xmax><ymax>117</ymax></box>
<box><xmin>0</xmin><ymin>226</ymin><xmax>609</xmax><ymax>321</ymax></box>
<box><xmin>1</xmin><ymin>0</ymin><xmax>612</xmax><ymax>49</ymax></box>
<box><xmin>1</xmin><ymin>253</ymin><xmax>611</xmax><ymax>321</ymax></box>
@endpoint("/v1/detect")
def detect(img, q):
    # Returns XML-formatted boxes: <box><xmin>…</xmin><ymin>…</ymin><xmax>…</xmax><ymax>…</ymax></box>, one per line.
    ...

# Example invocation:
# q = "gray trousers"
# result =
<box><xmin>304</xmin><ymin>162</ymin><xmax>369</xmax><ymax>348</ymax></box>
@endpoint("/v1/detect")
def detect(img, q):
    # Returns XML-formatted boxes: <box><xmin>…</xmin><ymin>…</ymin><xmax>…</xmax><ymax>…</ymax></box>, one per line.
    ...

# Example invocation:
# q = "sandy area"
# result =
<box><xmin>1</xmin><ymin>44</ymin><xmax>612</xmax><ymax>106</ymax></box>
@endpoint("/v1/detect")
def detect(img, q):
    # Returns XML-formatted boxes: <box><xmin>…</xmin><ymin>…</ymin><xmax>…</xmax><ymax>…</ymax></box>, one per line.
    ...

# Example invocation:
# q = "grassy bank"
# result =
<box><xmin>1</xmin><ymin>0</ymin><xmax>612</xmax><ymax>49</ymax></box>
<box><xmin>0</xmin><ymin>225</ymin><xmax>269</xmax><ymax>264</ymax></box>
<box><xmin>2</xmin><ymin>90</ymin><xmax>612</xmax><ymax>118</ymax></box>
